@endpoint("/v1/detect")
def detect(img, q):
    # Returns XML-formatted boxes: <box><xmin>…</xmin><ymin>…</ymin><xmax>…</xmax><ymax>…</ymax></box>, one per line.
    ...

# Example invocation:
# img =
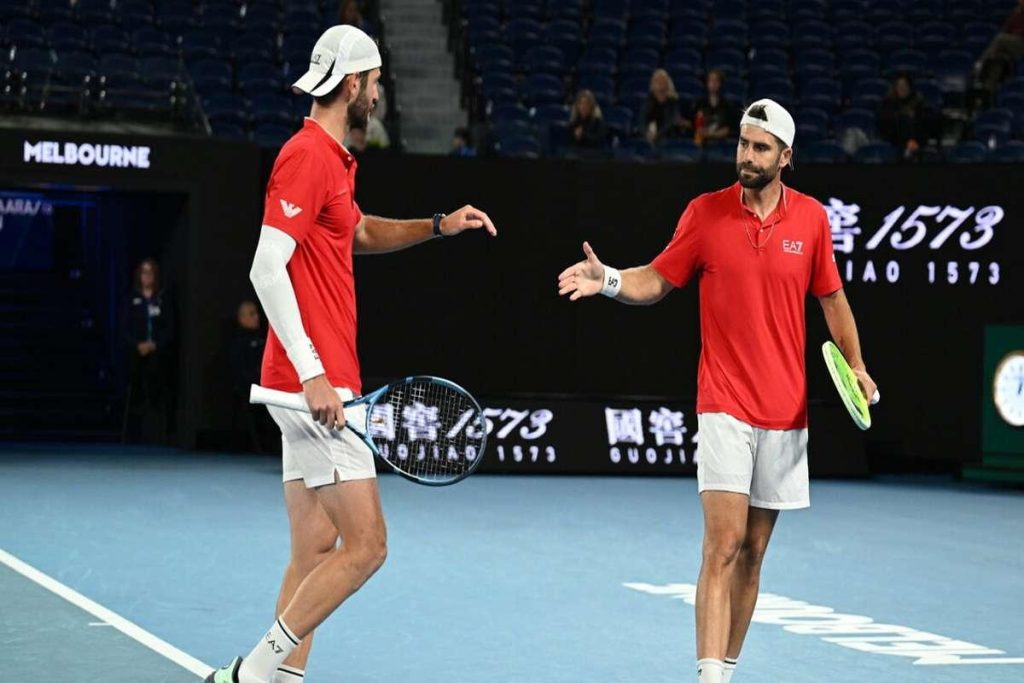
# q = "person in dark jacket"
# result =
<box><xmin>122</xmin><ymin>258</ymin><xmax>174</xmax><ymax>443</ymax></box>
<box><xmin>229</xmin><ymin>300</ymin><xmax>277</xmax><ymax>453</ymax></box>
<box><xmin>879</xmin><ymin>74</ymin><xmax>937</xmax><ymax>159</ymax></box>
<box><xmin>644</xmin><ymin>68</ymin><xmax>690</xmax><ymax>143</ymax></box>
<box><xmin>569</xmin><ymin>89</ymin><xmax>608</xmax><ymax>148</ymax></box>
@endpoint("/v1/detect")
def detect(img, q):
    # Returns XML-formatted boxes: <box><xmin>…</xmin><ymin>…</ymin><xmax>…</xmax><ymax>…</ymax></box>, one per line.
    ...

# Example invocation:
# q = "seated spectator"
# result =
<box><xmin>879</xmin><ymin>74</ymin><xmax>937</xmax><ymax>159</ymax></box>
<box><xmin>644</xmin><ymin>69</ymin><xmax>691</xmax><ymax>144</ymax></box>
<box><xmin>450</xmin><ymin>127</ymin><xmax>477</xmax><ymax>157</ymax></box>
<box><xmin>569</xmin><ymin>89</ymin><xmax>608</xmax><ymax>148</ymax></box>
<box><xmin>339</xmin><ymin>0</ymin><xmax>376</xmax><ymax>36</ymax></box>
<box><xmin>692</xmin><ymin>69</ymin><xmax>738</xmax><ymax>145</ymax></box>
<box><xmin>979</xmin><ymin>0</ymin><xmax>1024</xmax><ymax>91</ymax></box>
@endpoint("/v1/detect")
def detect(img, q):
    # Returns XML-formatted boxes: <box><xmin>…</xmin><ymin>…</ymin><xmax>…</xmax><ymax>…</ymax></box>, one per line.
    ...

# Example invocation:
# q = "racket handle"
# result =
<box><xmin>250</xmin><ymin>384</ymin><xmax>310</xmax><ymax>412</ymax></box>
<box><xmin>870</xmin><ymin>389</ymin><xmax>880</xmax><ymax>406</ymax></box>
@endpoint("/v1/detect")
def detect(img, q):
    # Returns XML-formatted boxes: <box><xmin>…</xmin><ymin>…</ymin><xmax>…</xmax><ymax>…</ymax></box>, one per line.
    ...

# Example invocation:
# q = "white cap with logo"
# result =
<box><xmin>740</xmin><ymin>99</ymin><xmax>796</xmax><ymax>148</ymax></box>
<box><xmin>292</xmin><ymin>25</ymin><xmax>382</xmax><ymax>97</ymax></box>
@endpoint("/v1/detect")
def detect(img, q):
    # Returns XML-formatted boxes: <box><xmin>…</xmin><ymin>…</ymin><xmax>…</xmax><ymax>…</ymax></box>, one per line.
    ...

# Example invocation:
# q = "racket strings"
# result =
<box><xmin>374</xmin><ymin>379</ymin><xmax>485</xmax><ymax>483</ymax></box>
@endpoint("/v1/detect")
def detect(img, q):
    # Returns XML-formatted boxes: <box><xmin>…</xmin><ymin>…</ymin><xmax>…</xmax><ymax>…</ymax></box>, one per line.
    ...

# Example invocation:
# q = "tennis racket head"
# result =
<box><xmin>358</xmin><ymin>376</ymin><xmax>487</xmax><ymax>485</ymax></box>
<box><xmin>821</xmin><ymin>341</ymin><xmax>871</xmax><ymax>430</ymax></box>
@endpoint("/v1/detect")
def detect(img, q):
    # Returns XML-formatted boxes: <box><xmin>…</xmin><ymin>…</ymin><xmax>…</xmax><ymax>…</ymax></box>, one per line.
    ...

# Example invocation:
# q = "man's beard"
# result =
<box><xmin>736</xmin><ymin>160</ymin><xmax>778</xmax><ymax>189</ymax></box>
<box><xmin>348</xmin><ymin>92</ymin><xmax>372</xmax><ymax>130</ymax></box>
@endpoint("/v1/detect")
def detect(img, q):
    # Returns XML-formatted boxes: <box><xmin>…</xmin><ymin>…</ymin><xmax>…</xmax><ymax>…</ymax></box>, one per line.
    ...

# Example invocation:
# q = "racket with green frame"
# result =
<box><xmin>821</xmin><ymin>341</ymin><xmax>880</xmax><ymax>430</ymax></box>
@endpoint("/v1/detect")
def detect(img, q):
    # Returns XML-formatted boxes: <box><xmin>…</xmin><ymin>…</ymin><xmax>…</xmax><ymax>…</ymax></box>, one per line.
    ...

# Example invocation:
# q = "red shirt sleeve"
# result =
<box><xmin>262</xmin><ymin>147</ymin><xmax>330</xmax><ymax>244</ymax></box>
<box><xmin>651</xmin><ymin>201</ymin><xmax>702</xmax><ymax>288</ymax></box>
<box><xmin>809</xmin><ymin>204</ymin><xmax>843</xmax><ymax>296</ymax></box>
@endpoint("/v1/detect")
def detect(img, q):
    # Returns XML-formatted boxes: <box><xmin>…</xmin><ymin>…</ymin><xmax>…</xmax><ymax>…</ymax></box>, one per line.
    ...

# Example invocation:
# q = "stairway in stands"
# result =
<box><xmin>0</xmin><ymin>270</ymin><xmax>120</xmax><ymax>442</ymax></box>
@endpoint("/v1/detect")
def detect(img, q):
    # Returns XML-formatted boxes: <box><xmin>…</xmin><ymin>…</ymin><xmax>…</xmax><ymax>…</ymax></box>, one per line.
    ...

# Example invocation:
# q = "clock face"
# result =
<box><xmin>994</xmin><ymin>351</ymin><xmax>1024</xmax><ymax>427</ymax></box>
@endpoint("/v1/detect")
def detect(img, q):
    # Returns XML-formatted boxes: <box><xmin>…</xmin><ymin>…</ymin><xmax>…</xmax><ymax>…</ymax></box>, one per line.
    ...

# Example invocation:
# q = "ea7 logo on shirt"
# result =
<box><xmin>782</xmin><ymin>240</ymin><xmax>804</xmax><ymax>255</ymax></box>
<box><xmin>280</xmin><ymin>199</ymin><xmax>303</xmax><ymax>218</ymax></box>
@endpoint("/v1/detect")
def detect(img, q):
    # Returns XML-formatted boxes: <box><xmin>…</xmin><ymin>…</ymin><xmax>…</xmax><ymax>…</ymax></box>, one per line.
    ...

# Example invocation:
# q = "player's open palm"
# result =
<box><xmin>558</xmin><ymin>242</ymin><xmax>605</xmax><ymax>301</ymax></box>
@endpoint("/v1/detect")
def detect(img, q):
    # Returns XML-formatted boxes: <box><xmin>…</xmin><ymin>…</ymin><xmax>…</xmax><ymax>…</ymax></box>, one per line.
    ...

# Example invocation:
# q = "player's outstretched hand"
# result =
<box><xmin>558</xmin><ymin>242</ymin><xmax>605</xmax><ymax>301</ymax></box>
<box><xmin>303</xmin><ymin>375</ymin><xmax>345</xmax><ymax>430</ymax></box>
<box><xmin>441</xmin><ymin>205</ymin><xmax>498</xmax><ymax>237</ymax></box>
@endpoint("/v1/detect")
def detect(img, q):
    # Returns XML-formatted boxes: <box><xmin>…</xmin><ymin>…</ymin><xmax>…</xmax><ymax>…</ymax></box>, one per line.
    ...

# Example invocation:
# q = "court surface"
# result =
<box><xmin>1</xmin><ymin>444</ymin><xmax>1021</xmax><ymax>682</ymax></box>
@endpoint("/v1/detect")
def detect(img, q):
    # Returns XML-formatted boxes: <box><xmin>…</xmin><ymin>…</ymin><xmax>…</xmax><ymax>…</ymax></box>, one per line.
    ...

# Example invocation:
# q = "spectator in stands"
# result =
<box><xmin>339</xmin><ymin>0</ymin><xmax>376</xmax><ymax>37</ymax></box>
<box><xmin>644</xmin><ymin>68</ymin><xmax>690</xmax><ymax>144</ymax></box>
<box><xmin>229</xmin><ymin>300</ymin><xmax>276</xmax><ymax>453</ymax></box>
<box><xmin>692</xmin><ymin>69</ymin><xmax>738</xmax><ymax>145</ymax></box>
<box><xmin>569</xmin><ymin>89</ymin><xmax>607</xmax><ymax>148</ymax></box>
<box><xmin>450</xmin><ymin>127</ymin><xmax>477</xmax><ymax>157</ymax></box>
<box><xmin>979</xmin><ymin>0</ymin><xmax>1024</xmax><ymax>91</ymax></box>
<box><xmin>122</xmin><ymin>257</ymin><xmax>174</xmax><ymax>444</ymax></box>
<box><xmin>879</xmin><ymin>74</ymin><xmax>934</xmax><ymax>160</ymax></box>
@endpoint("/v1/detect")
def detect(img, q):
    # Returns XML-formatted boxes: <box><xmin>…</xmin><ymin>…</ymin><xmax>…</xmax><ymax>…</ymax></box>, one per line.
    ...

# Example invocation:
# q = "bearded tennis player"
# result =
<box><xmin>557</xmin><ymin>99</ymin><xmax>877</xmax><ymax>683</ymax></box>
<box><xmin>205</xmin><ymin>26</ymin><xmax>496</xmax><ymax>683</ymax></box>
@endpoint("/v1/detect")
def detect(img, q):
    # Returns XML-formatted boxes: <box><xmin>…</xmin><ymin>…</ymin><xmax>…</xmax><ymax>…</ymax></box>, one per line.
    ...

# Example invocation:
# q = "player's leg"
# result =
<box><xmin>718</xmin><ymin>425</ymin><xmax>808</xmax><ymax>680</ymax></box>
<box><xmin>693</xmin><ymin>413</ymin><xmax>757</xmax><ymax>682</ymax></box>
<box><xmin>278</xmin><ymin>475</ymin><xmax>387</xmax><ymax>637</ymax></box>
<box><xmin>274</xmin><ymin>480</ymin><xmax>339</xmax><ymax>676</ymax></box>
<box><xmin>724</xmin><ymin>506</ymin><xmax>779</xmax><ymax>668</ymax></box>
<box><xmin>696</xmin><ymin>491</ymin><xmax>749</xmax><ymax>678</ymax></box>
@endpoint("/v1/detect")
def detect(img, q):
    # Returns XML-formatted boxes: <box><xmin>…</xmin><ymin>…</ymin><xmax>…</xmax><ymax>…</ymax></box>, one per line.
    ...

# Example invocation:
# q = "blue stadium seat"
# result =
<box><xmin>134</xmin><ymin>28</ymin><xmax>176</xmax><ymax>59</ymax></box>
<box><xmin>854</xmin><ymin>142</ymin><xmax>898</xmax><ymax>163</ymax></box>
<box><xmin>253</xmin><ymin>124</ymin><xmax>294</xmax><ymax>148</ymax></box>
<box><xmin>948</xmin><ymin>141</ymin><xmax>988</xmax><ymax>163</ymax></box>
<box><xmin>798</xmin><ymin>143</ymin><xmax>845</xmax><ymax>166</ymax></box>
<box><xmin>99</xmin><ymin>54</ymin><xmax>140</xmax><ymax>81</ymax></box>
<box><xmin>603</xmin><ymin>105</ymin><xmax>634</xmax><ymax>137</ymax></box>
<box><xmin>498</xmin><ymin>134</ymin><xmax>542</xmax><ymax>159</ymax></box>
<box><xmin>191</xmin><ymin>59</ymin><xmax>234</xmax><ymax>93</ymax></box>
<box><xmin>750</xmin><ymin>47</ymin><xmax>788</xmax><ymax>73</ymax></box>
<box><xmin>547</xmin><ymin>0</ymin><xmax>583</xmax><ymax>22</ymax></box>
<box><xmin>8</xmin><ymin>19</ymin><xmax>49</xmax><ymax>49</ymax></box>
<box><xmin>76</xmin><ymin>0</ymin><xmax>115</xmax><ymax>25</ymax></box>
<box><xmin>523</xmin><ymin>74</ymin><xmax>564</xmax><ymax>106</ymax></box>
<box><xmin>990</xmin><ymin>140</ymin><xmax>1024</xmax><ymax>162</ymax></box>
<box><xmin>665</xmin><ymin>48</ymin><xmax>702</xmax><ymax>74</ymax></box>
<box><xmin>659</xmin><ymin>138</ymin><xmax>701</xmax><ymax>161</ymax></box>
<box><xmin>973</xmin><ymin>108</ymin><xmax>1014</xmax><ymax>143</ymax></box>
<box><xmin>210</xmin><ymin>121</ymin><xmax>247</xmax><ymax>140</ymax></box>
<box><xmin>885</xmin><ymin>49</ymin><xmax>927</xmax><ymax>78</ymax></box>
<box><xmin>704</xmin><ymin>140</ymin><xmax>736</xmax><ymax>163</ymax></box>
<box><xmin>849</xmin><ymin>78</ymin><xmax>889</xmax><ymax>110</ymax></box>
<box><xmin>576</xmin><ymin>76</ymin><xmax>614</xmax><ymax>105</ymax></box>
<box><xmin>508</xmin><ymin>1</ymin><xmax>544</xmax><ymax>23</ymax></box>
<box><xmin>140</xmin><ymin>57</ymin><xmax>181</xmax><ymax>90</ymax></box>
<box><xmin>36</xmin><ymin>0</ymin><xmax>74</xmax><ymax>24</ymax></box>
<box><xmin>934</xmin><ymin>50</ymin><xmax>973</xmax><ymax>94</ymax></box>
<box><xmin>800</xmin><ymin>79</ymin><xmax>841</xmax><ymax>111</ymax></box>
<box><xmin>182</xmin><ymin>31</ymin><xmax>222</xmax><ymax>63</ymax></box>
<box><xmin>232</xmin><ymin>33</ymin><xmax>276</xmax><ymax>64</ymax></box>
<box><xmin>592</xmin><ymin>0</ymin><xmax>629</xmax><ymax>20</ymax></box>
<box><xmin>204</xmin><ymin>93</ymin><xmax>250</xmax><ymax>126</ymax></box>
<box><xmin>915</xmin><ymin>78</ymin><xmax>943</xmax><ymax>108</ymax></box>
<box><xmin>706</xmin><ymin>47</ymin><xmax>746</xmax><ymax>78</ymax></box>
<box><xmin>491</xmin><ymin>102</ymin><xmax>531</xmax><ymax>124</ymax></box>
<box><xmin>589</xmin><ymin>18</ymin><xmax>627</xmax><ymax>49</ymax></box>
<box><xmin>835</xmin><ymin>108</ymin><xmax>877</xmax><ymax>139</ymax></box>
<box><xmin>523</xmin><ymin>46</ymin><xmax>567</xmax><ymax>75</ymax></box>
<box><xmin>118</xmin><ymin>0</ymin><xmax>155</xmax><ymax>26</ymax></box>
<box><xmin>202</xmin><ymin>5</ymin><xmax>242</xmax><ymax>32</ymax></box>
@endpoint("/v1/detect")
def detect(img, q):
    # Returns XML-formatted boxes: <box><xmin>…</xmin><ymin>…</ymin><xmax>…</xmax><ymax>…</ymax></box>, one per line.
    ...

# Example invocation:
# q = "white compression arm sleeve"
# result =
<box><xmin>249</xmin><ymin>225</ymin><xmax>325</xmax><ymax>383</ymax></box>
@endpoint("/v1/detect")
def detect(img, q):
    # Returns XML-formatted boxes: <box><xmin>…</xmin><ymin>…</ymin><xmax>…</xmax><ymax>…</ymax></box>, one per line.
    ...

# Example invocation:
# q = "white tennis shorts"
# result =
<box><xmin>696</xmin><ymin>412</ymin><xmax>810</xmax><ymax>510</ymax></box>
<box><xmin>266</xmin><ymin>387</ymin><xmax>377</xmax><ymax>488</ymax></box>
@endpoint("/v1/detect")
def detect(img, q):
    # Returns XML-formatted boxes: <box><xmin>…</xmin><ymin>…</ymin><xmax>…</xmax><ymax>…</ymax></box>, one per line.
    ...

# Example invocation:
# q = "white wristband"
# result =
<box><xmin>285</xmin><ymin>337</ymin><xmax>326</xmax><ymax>383</ymax></box>
<box><xmin>600</xmin><ymin>266</ymin><xmax>622</xmax><ymax>298</ymax></box>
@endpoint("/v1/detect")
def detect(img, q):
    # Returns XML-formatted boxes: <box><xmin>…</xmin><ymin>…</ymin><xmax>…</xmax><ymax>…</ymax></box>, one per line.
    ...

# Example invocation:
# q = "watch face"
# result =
<box><xmin>994</xmin><ymin>351</ymin><xmax>1024</xmax><ymax>427</ymax></box>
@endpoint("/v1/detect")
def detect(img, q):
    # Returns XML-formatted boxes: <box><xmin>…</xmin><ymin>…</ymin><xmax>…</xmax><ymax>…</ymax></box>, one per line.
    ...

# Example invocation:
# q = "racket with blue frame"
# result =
<box><xmin>250</xmin><ymin>376</ymin><xmax>487</xmax><ymax>486</ymax></box>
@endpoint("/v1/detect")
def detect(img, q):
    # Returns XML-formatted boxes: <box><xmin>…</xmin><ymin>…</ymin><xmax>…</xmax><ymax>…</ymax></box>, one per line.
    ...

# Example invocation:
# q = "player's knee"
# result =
<box><xmin>738</xmin><ymin>537</ymin><xmax>770</xmax><ymax>570</ymax></box>
<box><xmin>702</xmin><ymin>533</ymin><xmax>744</xmax><ymax>569</ymax></box>
<box><xmin>354</xmin><ymin>534</ymin><xmax>387</xmax><ymax>575</ymax></box>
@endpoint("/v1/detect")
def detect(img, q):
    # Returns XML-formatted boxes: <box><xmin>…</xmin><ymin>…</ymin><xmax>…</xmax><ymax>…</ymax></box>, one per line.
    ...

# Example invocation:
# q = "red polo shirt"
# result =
<box><xmin>651</xmin><ymin>183</ymin><xmax>842</xmax><ymax>429</ymax></box>
<box><xmin>260</xmin><ymin>118</ymin><xmax>364</xmax><ymax>394</ymax></box>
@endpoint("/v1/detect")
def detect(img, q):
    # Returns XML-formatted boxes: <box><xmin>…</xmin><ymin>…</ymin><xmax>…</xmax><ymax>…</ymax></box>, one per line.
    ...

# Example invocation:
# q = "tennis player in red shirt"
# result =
<box><xmin>557</xmin><ymin>99</ymin><xmax>877</xmax><ymax>683</ymax></box>
<box><xmin>206</xmin><ymin>26</ymin><xmax>497</xmax><ymax>683</ymax></box>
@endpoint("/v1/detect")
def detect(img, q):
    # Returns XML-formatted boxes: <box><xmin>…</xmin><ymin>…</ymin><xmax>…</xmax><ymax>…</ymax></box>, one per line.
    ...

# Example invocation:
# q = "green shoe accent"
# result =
<box><xmin>204</xmin><ymin>656</ymin><xmax>242</xmax><ymax>683</ymax></box>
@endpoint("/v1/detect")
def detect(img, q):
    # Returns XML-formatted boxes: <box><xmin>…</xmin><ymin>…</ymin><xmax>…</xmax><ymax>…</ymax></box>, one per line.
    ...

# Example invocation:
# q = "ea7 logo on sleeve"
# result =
<box><xmin>782</xmin><ymin>240</ymin><xmax>804</xmax><ymax>255</ymax></box>
<box><xmin>280</xmin><ymin>199</ymin><xmax>303</xmax><ymax>218</ymax></box>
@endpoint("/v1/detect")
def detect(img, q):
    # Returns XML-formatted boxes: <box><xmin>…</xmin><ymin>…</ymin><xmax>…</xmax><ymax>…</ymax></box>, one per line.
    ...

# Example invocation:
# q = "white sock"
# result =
<box><xmin>239</xmin><ymin>618</ymin><xmax>300</xmax><ymax>683</ymax></box>
<box><xmin>273</xmin><ymin>664</ymin><xmax>305</xmax><ymax>683</ymax></box>
<box><xmin>697</xmin><ymin>658</ymin><xmax>725</xmax><ymax>683</ymax></box>
<box><xmin>723</xmin><ymin>657</ymin><xmax>737</xmax><ymax>682</ymax></box>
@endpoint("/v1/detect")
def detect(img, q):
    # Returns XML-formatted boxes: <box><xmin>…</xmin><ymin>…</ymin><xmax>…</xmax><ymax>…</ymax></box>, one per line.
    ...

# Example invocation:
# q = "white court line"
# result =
<box><xmin>0</xmin><ymin>547</ymin><xmax>213</xmax><ymax>678</ymax></box>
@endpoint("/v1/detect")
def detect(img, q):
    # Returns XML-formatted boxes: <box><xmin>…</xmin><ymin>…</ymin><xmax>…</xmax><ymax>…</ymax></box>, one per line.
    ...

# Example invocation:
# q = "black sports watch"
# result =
<box><xmin>432</xmin><ymin>213</ymin><xmax>446</xmax><ymax>239</ymax></box>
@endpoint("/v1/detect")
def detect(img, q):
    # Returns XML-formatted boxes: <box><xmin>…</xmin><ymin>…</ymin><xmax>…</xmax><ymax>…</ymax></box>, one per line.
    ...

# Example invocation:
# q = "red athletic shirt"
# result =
<box><xmin>651</xmin><ymin>183</ymin><xmax>842</xmax><ymax>430</ymax></box>
<box><xmin>260</xmin><ymin>118</ymin><xmax>363</xmax><ymax>394</ymax></box>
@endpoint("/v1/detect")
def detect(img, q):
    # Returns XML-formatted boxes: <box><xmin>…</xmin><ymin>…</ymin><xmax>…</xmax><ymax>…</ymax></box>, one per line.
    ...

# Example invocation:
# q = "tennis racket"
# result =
<box><xmin>821</xmin><ymin>341</ymin><xmax>880</xmax><ymax>431</ymax></box>
<box><xmin>250</xmin><ymin>376</ymin><xmax>487</xmax><ymax>486</ymax></box>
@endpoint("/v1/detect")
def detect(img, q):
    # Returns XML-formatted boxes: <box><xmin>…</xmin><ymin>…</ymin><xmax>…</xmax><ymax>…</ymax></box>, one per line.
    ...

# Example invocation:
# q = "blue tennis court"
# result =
<box><xmin>1</xmin><ymin>444</ymin><xmax>1021</xmax><ymax>682</ymax></box>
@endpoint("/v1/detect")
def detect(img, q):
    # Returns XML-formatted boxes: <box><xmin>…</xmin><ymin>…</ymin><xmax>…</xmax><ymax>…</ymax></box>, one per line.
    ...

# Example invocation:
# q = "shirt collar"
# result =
<box><xmin>304</xmin><ymin>117</ymin><xmax>357</xmax><ymax>169</ymax></box>
<box><xmin>735</xmin><ymin>181</ymin><xmax>788</xmax><ymax>222</ymax></box>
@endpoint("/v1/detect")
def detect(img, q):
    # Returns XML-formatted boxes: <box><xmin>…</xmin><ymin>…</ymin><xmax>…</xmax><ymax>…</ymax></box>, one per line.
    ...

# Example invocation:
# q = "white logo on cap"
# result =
<box><xmin>280</xmin><ymin>199</ymin><xmax>303</xmax><ymax>218</ymax></box>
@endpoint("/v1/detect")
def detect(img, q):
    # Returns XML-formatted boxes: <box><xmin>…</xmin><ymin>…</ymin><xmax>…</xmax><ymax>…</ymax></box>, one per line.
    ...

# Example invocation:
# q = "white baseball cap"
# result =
<box><xmin>740</xmin><ymin>99</ymin><xmax>795</xmax><ymax>148</ymax></box>
<box><xmin>291</xmin><ymin>25</ymin><xmax>382</xmax><ymax>97</ymax></box>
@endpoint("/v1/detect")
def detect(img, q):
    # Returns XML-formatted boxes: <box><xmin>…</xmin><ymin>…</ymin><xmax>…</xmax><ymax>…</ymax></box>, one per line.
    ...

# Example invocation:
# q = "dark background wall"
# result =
<box><xmin>2</xmin><ymin>130</ymin><xmax>1021</xmax><ymax>469</ymax></box>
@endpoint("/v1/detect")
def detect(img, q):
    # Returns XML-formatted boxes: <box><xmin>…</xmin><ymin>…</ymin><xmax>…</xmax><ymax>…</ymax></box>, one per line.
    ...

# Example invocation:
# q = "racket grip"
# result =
<box><xmin>870</xmin><ymin>389</ymin><xmax>880</xmax><ymax>405</ymax></box>
<box><xmin>249</xmin><ymin>384</ymin><xmax>310</xmax><ymax>412</ymax></box>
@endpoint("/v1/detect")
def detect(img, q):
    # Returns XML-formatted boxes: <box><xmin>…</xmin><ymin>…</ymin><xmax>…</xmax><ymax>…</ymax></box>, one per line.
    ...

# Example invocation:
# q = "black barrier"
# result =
<box><xmin>2</xmin><ymin>129</ymin><xmax>1021</xmax><ymax>474</ymax></box>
